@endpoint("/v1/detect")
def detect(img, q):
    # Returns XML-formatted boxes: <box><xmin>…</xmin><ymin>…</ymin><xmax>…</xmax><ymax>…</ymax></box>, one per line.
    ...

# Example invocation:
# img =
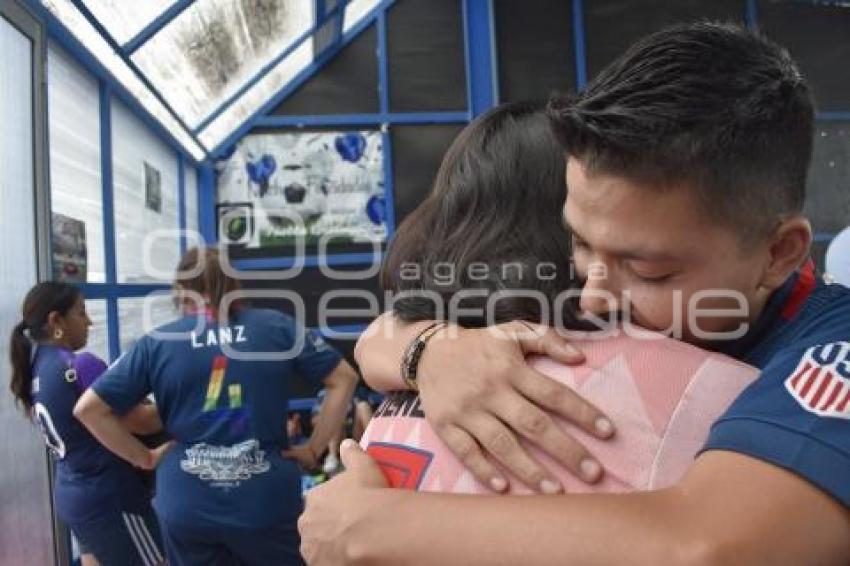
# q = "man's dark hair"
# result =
<box><xmin>548</xmin><ymin>21</ymin><xmax>815</xmax><ymax>243</ymax></box>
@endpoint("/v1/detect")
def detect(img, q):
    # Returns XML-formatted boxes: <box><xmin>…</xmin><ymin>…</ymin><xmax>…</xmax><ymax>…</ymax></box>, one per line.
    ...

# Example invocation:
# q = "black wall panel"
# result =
<box><xmin>495</xmin><ymin>0</ymin><xmax>575</xmax><ymax>102</ymax></box>
<box><xmin>584</xmin><ymin>0</ymin><xmax>744</xmax><ymax>79</ymax></box>
<box><xmin>241</xmin><ymin>265</ymin><xmax>382</xmax><ymax>328</ymax></box>
<box><xmin>804</xmin><ymin>123</ymin><xmax>850</xmax><ymax>235</ymax></box>
<box><xmin>387</xmin><ymin>0</ymin><xmax>467</xmax><ymax>111</ymax></box>
<box><xmin>758</xmin><ymin>2</ymin><xmax>850</xmax><ymax>112</ymax></box>
<box><xmin>391</xmin><ymin>123</ymin><xmax>465</xmax><ymax>226</ymax></box>
<box><xmin>271</xmin><ymin>24</ymin><xmax>379</xmax><ymax>115</ymax></box>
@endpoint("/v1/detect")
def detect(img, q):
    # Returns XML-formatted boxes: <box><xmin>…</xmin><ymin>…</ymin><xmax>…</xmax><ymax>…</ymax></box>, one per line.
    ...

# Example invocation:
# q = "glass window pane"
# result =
<box><xmin>132</xmin><ymin>0</ymin><xmax>314</xmax><ymax>128</ymax></box>
<box><xmin>82</xmin><ymin>0</ymin><xmax>173</xmax><ymax>45</ymax></box>
<box><xmin>48</xmin><ymin>43</ymin><xmax>105</xmax><ymax>282</ymax></box>
<box><xmin>118</xmin><ymin>294</ymin><xmax>178</xmax><ymax>353</ymax></box>
<box><xmin>112</xmin><ymin>99</ymin><xmax>181</xmax><ymax>283</ymax></box>
<box><xmin>41</xmin><ymin>0</ymin><xmax>205</xmax><ymax>161</ymax></box>
<box><xmin>343</xmin><ymin>0</ymin><xmax>380</xmax><ymax>33</ymax></box>
<box><xmin>0</xmin><ymin>16</ymin><xmax>55</xmax><ymax>566</ymax></box>
<box><xmin>185</xmin><ymin>163</ymin><xmax>199</xmax><ymax>237</ymax></box>
<box><xmin>83</xmin><ymin>299</ymin><xmax>109</xmax><ymax>361</ymax></box>
<box><xmin>199</xmin><ymin>38</ymin><xmax>313</xmax><ymax>150</ymax></box>
<box><xmin>0</xmin><ymin>13</ymin><xmax>39</xmax><ymax>365</ymax></box>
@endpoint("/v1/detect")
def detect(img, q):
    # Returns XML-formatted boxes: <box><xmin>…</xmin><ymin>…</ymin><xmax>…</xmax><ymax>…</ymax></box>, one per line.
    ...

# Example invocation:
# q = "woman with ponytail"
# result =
<box><xmin>8</xmin><ymin>282</ymin><xmax>166</xmax><ymax>565</ymax></box>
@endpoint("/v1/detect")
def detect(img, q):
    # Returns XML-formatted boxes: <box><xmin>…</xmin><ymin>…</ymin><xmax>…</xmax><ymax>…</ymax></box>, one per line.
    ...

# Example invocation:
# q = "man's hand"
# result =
<box><xmin>417</xmin><ymin>321</ymin><xmax>614</xmax><ymax>493</ymax></box>
<box><xmin>299</xmin><ymin>440</ymin><xmax>389</xmax><ymax>565</ymax></box>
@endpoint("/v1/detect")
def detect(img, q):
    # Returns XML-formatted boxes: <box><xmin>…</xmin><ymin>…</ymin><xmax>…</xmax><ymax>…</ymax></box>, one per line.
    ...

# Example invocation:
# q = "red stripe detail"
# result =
<box><xmin>798</xmin><ymin>366</ymin><xmax>822</xmax><ymax>398</ymax></box>
<box><xmin>836</xmin><ymin>388</ymin><xmax>850</xmax><ymax>413</ymax></box>
<box><xmin>820</xmin><ymin>381</ymin><xmax>845</xmax><ymax>411</ymax></box>
<box><xmin>789</xmin><ymin>361</ymin><xmax>812</xmax><ymax>389</ymax></box>
<box><xmin>781</xmin><ymin>259</ymin><xmax>816</xmax><ymax>320</ymax></box>
<box><xmin>809</xmin><ymin>371</ymin><xmax>833</xmax><ymax>407</ymax></box>
<box><xmin>212</xmin><ymin>355</ymin><xmax>228</xmax><ymax>370</ymax></box>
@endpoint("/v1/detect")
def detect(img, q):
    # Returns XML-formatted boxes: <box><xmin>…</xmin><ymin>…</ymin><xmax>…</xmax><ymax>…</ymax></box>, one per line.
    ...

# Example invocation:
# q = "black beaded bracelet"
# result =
<box><xmin>400</xmin><ymin>322</ymin><xmax>448</xmax><ymax>391</ymax></box>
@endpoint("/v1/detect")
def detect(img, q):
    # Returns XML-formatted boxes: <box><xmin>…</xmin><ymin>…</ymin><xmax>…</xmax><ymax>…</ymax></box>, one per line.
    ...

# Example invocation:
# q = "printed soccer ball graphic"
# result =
<box><xmin>245</xmin><ymin>151</ymin><xmax>328</xmax><ymax>228</ymax></box>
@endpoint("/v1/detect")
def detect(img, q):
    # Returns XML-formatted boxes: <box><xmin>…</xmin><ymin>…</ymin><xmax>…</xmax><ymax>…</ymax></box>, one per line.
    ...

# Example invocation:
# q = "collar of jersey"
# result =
<box><xmin>714</xmin><ymin>258</ymin><xmax>816</xmax><ymax>360</ymax></box>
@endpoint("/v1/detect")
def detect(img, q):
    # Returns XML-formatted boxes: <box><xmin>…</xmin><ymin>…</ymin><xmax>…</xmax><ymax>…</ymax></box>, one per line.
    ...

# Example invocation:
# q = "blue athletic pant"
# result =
<box><xmin>158</xmin><ymin>516</ymin><xmax>305</xmax><ymax>566</ymax></box>
<box><xmin>72</xmin><ymin>507</ymin><xmax>164</xmax><ymax>566</ymax></box>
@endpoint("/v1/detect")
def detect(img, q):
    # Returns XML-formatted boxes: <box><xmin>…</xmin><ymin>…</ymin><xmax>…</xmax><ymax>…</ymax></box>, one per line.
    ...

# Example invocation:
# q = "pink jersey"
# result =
<box><xmin>361</xmin><ymin>332</ymin><xmax>758</xmax><ymax>494</ymax></box>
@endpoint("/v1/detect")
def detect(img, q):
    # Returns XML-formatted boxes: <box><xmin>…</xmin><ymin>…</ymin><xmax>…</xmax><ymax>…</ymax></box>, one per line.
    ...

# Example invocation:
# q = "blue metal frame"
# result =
<box><xmin>462</xmin><ymin>0</ymin><xmax>496</xmax><ymax>117</ymax></box>
<box><xmin>572</xmin><ymin>0</ymin><xmax>588</xmax><ymax>90</ymax></box>
<box><xmin>254</xmin><ymin>112</ymin><xmax>468</xmax><ymax>128</ymax></box>
<box><xmin>67</xmin><ymin>0</ymin><xmax>209</xmax><ymax>155</ymax></box>
<box><xmin>232</xmin><ymin>253</ymin><xmax>383</xmax><ymax>271</ymax></box>
<box><xmin>377</xmin><ymin>10</ymin><xmax>390</xmax><ymax>115</ymax></box>
<box><xmin>333</xmin><ymin>0</ymin><xmax>345</xmax><ymax>43</ymax></box>
<box><xmin>198</xmin><ymin>163</ymin><xmax>217</xmax><ymax>244</ymax></box>
<box><xmin>817</xmin><ymin>112</ymin><xmax>850</xmax><ymax>121</ymax></box>
<box><xmin>745</xmin><ymin>0</ymin><xmax>759</xmax><ymax>28</ymax></box>
<box><xmin>22</xmin><ymin>0</ymin><xmax>201</xmax><ymax>166</ymax></box>
<box><xmin>208</xmin><ymin>0</ymin><xmax>397</xmax><ymax>160</ymax></box>
<box><xmin>814</xmin><ymin>232</ymin><xmax>838</xmax><ymax>244</ymax></box>
<box><xmin>177</xmin><ymin>152</ymin><xmax>187</xmax><ymax>254</ymax></box>
<box><xmin>375</xmin><ymin>9</ymin><xmax>397</xmax><ymax>235</ymax></box>
<box><xmin>122</xmin><ymin>0</ymin><xmax>195</xmax><ymax>55</ymax></box>
<box><xmin>192</xmin><ymin>0</ymin><xmax>350</xmax><ymax>136</ymax></box>
<box><xmin>78</xmin><ymin>283</ymin><xmax>173</xmax><ymax>300</ymax></box>
<box><xmin>98</xmin><ymin>81</ymin><xmax>120</xmax><ymax>361</ymax></box>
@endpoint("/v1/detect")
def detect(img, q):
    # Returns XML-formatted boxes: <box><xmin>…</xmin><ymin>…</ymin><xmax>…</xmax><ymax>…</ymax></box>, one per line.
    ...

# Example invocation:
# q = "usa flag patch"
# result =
<box><xmin>785</xmin><ymin>342</ymin><xmax>850</xmax><ymax>420</ymax></box>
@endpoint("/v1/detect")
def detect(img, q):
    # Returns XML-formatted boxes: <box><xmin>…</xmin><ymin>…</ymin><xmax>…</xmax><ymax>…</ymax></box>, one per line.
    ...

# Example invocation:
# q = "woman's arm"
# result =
<box><xmin>119</xmin><ymin>401</ymin><xmax>163</xmax><ymax>436</ymax></box>
<box><xmin>353</xmin><ymin>312</ymin><xmax>434</xmax><ymax>392</ymax></box>
<box><xmin>355</xmin><ymin>313</ymin><xmax>613</xmax><ymax>490</ymax></box>
<box><xmin>284</xmin><ymin>360</ymin><xmax>359</xmax><ymax>467</ymax></box>
<box><xmin>299</xmin><ymin>443</ymin><xmax>850</xmax><ymax>566</ymax></box>
<box><xmin>74</xmin><ymin>389</ymin><xmax>169</xmax><ymax>470</ymax></box>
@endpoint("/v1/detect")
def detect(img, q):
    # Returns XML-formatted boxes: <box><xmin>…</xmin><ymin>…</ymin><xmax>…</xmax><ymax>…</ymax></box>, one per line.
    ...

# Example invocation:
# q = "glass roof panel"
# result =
<box><xmin>343</xmin><ymin>0</ymin><xmax>381</xmax><ymax>33</ymax></box>
<box><xmin>200</xmin><ymin>37</ymin><xmax>313</xmax><ymax>150</ymax></box>
<box><xmin>83</xmin><ymin>0</ymin><xmax>174</xmax><ymax>45</ymax></box>
<box><xmin>132</xmin><ymin>0</ymin><xmax>314</xmax><ymax>128</ymax></box>
<box><xmin>42</xmin><ymin>0</ymin><xmax>206</xmax><ymax>161</ymax></box>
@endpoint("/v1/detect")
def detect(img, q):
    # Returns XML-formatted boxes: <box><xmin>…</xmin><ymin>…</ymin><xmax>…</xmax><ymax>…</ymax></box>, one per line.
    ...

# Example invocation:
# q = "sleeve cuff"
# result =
<box><xmin>91</xmin><ymin>380</ymin><xmax>136</xmax><ymax>415</ymax></box>
<box><xmin>702</xmin><ymin>417</ymin><xmax>850</xmax><ymax>507</ymax></box>
<box><xmin>304</xmin><ymin>355</ymin><xmax>343</xmax><ymax>385</ymax></box>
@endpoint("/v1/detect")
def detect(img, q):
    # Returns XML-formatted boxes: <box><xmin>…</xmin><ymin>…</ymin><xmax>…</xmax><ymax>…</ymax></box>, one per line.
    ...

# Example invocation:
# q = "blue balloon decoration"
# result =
<box><xmin>261</xmin><ymin>154</ymin><xmax>277</xmax><ymax>177</ymax></box>
<box><xmin>335</xmin><ymin>133</ymin><xmax>367</xmax><ymax>163</ymax></box>
<box><xmin>365</xmin><ymin>195</ymin><xmax>386</xmax><ymax>225</ymax></box>
<box><xmin>245</xmin><ymin>154</ymin><xmax>277</xmax><ymax>197</ymax></box>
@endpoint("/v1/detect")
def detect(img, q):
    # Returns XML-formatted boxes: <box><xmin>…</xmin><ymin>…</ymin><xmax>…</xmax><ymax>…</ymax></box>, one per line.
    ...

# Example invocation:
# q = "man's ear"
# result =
<box><xmin>759</xmin><ymin>216</ymin><xmax>812</xmax><ymax>290</ymax></box>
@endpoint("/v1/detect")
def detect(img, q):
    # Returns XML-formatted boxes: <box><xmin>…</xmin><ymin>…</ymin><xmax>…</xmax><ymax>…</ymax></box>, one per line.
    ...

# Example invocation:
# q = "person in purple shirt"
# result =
<box><xmin>8</xmin><ymin>282</ymin><xmax>165</xmax><ymax>566</ymax></box>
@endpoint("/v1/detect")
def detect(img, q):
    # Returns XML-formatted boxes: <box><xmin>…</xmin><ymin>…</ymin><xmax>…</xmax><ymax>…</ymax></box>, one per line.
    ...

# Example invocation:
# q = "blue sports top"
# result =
<box><xmin>705</xmin><ymin>260</ymin><xmax>850</xmax><ymax>506</ymax></box>
<box><xmin>31</xmin><ymin>346</ymin><xmax>149</xmax><ymax>525</ymax></box>
<box><xmin>93</xmin><ymin>308</ymin><xmax>342</xmax><ymax>529</ymax></box>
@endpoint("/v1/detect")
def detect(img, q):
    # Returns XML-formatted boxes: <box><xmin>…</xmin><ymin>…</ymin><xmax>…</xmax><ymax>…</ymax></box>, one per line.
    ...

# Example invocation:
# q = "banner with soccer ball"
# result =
<box><xmin>215</xmin><ymin>130</ymin><xmax>386</xmax><ymax>249</ymax></box>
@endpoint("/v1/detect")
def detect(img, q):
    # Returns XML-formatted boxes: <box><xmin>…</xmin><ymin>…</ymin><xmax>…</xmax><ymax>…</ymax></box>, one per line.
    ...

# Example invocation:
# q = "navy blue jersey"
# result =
<box><xmin>31</xmin><ymin>345</ymin><xmax>149</xmax><ymax>525</ymax></box>
<box><xmin>705</xmin><ymin>260</ymin><xmax>850</xmax><ymax>506</ymax></box>
<box><xmin>92</xmin><ymin>308</ymin><xmax>342</xmax><ymax>529</ymax></box>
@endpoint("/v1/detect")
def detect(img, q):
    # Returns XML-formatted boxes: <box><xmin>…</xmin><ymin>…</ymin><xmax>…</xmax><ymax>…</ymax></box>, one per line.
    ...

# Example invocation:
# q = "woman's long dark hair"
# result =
<box><xmin>9</xmin><ymin>282</ymin><xmax>82</xmax><ymax>412</ymax></box>
<box><xmin>382</xmin><ymin>101</ymin><xmax>583</xmax><ymax>328</ymax></box>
